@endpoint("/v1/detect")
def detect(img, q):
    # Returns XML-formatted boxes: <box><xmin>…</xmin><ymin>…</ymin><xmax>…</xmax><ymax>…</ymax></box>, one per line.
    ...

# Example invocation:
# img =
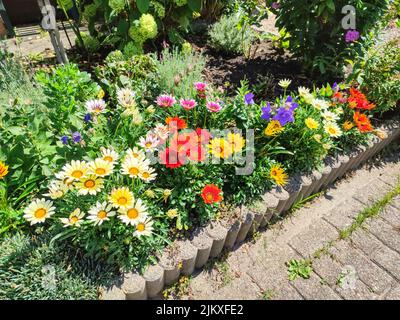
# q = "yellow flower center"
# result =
<box><xmin>95</xmin><ymin>168</ymin><xmax>106</xmax><ymax>175</ymax></box>
<box><xmin>127</xmin><ymin>208</ymin><xmax>139</xmax><ymax>219</ymax></box>
<box><xmin>117</xmin><ymin>197</ymin><xmax>128</xmax><ymax>205</ymax></box>
<box><xmin>136</xmin><ymin>223</ymin><xmax>145</xmax><ymax>232</ymax></box>
<box><xmin>70</xmin><ymin>216</ymin><xmax>79</xmax><ymax>224</ymax></box>
<box><xmin>132</xmin><ymin>153</ymin><xmax>139</xmax><ymax>158</ymax></box>
<box><xmin>142</xmin><ymin>172</ymin><xmax>150</xmax><ymax>179</ymax></box>
<box><xmin>145</xmin><ymin>142</ymin><xmax>152</xmax><ymax>148</ymax></box>
<box><xmin>329</xmin><ymin>128</ymin><xmax>336</xmax><ymax>134</ymax></box>
<box><xmin>129</xmin><ymin>167</ymin><xmax>139</xmax><ymax>175</ymax></box>
<box><xmin>206</xmin><ymin>193</ymin><xmax>214</xmax><ymax>201</ymax></box>
<box><xmin>97</xmin><ymin>210</ymin><xmax>107</xmax><ymax>219</ymax></box>
<box><xmin>103</xmin><ymin>156</ymin><xmax>113</xmax><ymax>162</ymax></box>
<box><xmin>72</xmin><ymin>170</ymin><xmax>84</xmax><ymax>179</ymax></box>
<box><xmin>34</xmin><ymin>208</ymin><xmax>47</xmax><ymax>218</ymax></box>
<box><xmin>84</xmin><ymin>179</ymin><xmax>96</xmax><ymax>188</ymax></box>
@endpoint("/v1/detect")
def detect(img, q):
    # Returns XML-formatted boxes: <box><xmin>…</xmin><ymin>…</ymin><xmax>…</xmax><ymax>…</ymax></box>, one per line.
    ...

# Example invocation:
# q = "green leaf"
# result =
<box><xmin>136</xmin><ymin>0</ymin><xmax>150</xmax><ymax>13</ymax></box>
<box><xmin>187</xmin><ymin>0</ymin><xmax>201</xmax><ymax>12</ymax></box>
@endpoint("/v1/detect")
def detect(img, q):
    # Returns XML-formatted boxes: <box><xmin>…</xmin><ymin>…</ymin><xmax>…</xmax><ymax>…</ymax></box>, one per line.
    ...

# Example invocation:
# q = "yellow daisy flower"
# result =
<box><xmin>121</xmin><ymin>156</ymin><xmax>149</xmax><ymax>179</ymax></box>
<box><xmin>23</xmin><ymin>198</ymin><xmax>55</xmax><ymax>225</ymax></box>
<box><xmin>88</xmin><ymin>158</ymin><xmax>114</xmax><ymax>177</ymax></box>
<box><xmin>270</xmin><ymin>164</ymin><xmax>288</xmax><ymax>187</ymax></box>
<box><xmin>0</xmin><ymin>161</ymin><xmax>9</xmax><ymax>179</ymax></box>
<box><xmin>166</xmin><ymin>208</ymin><xmax>178</xmax><ymax>219</ymax></box>
<box><xmin>60</xmin><ymin>208</ymin><xmax>85</xmax><ymax>227</ymax></box>
<box><xmin>305</xmin><ymin>118</ymin><xmax>319</xmax><ymax>130</ymax></box>
<box><xmin>227</xmin><ymin>132</ymin><xmax>245</xmax><ymax>153</ymax></box>
<box><xmin>109</xmin><ymin>187</ymin><xmax>134</xmax><ymax>209</ymax></box>
<box><xmin>61</xmin><ymin>160</ymin><xmax>89</xmax><ymax>181</ymax></box>
<box><xmin>209</xmin><ymin>138</ymin><xmax>233</xmax><ymax>159</ymax></box>
<box><xmin>343</xmin><ymin>121</ymin><xmax>354</xmax><ymax>132</ymax></box>
<box><xmin>264</xmin><ymin>120</ymin><xmax>284</xmax><ymax>137</ymax></box>
<box><xmin>75</xmin><ymin>175</ymin><xmax>104</xmax><ymax>195</ymax></box>
<box><xmin>324</xmin><ymin>122</ymin><xmax>342</xmax><ymax>138</ymax></box>
<box><xmin>118</xmin><ymin>199</ymin><xmax>148</xmax><ymax>226</ymax></box>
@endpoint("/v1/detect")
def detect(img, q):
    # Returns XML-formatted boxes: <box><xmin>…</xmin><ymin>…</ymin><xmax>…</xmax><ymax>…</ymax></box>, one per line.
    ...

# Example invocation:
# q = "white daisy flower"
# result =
<box><xmin>126</xmin><ymin>147</ymin><xmax>146</xmax><ymax>161</ymax></box>
<box><xmin>86</xmin><ymin>99</ymin><xmax>106</xmax><ymax>114</ymax></box>
<box><xmin>75</xmin><ymin>175</ymin><xmax>104</xmax><ymax>195</ymax></box>
<box><xmin>138</xmin><ymin>134</ymin><xmax>159</xmax><ymax>152</ymax></box>
<box><xmin>278</xmin><ymin>78</ymin><xmax>292</xmax><ymax>89</ymax></box>
<box><xmin>322</xmin><ymin>110</ymin><xmax>339</xmax><ymax>122</ymax></box>
<box><xmin>88</xmin><ymin>158</ymin><xmax>114</xmax><ymax>177</ymax></box>
<box><xmin>60</xmin><ymin>208</ymin><xmax>85</xmax><ymax>227</ymax></box>
<box><xmin>60</xmin><ymin>160</ymin><xmax>89</xmax><ymax>181</ymax></box>
<box><xmin>23</xmin><ymin>198</ymin><xmax>55</xmax><ymax>225</ymax></box>
<box><xmin>87</xmin><ymin>202</ymin><xmax>116</xmax><ymax>226</ymax></box>
<box><xmin>44</xmin><ymin>180</ymin><xmax>69</xmax><ymax>199</ymax></box>
<box><xmin>118</xmin><ymin>199</ymin><xmax>148</xmax><ymax>226</ymax></box>
<box><xmin>139</xmin><ymin>166</ymin><xmax>157</xmax><ymax>183</ymax></box>
<box><xmin>312</xmin><ymin>99</ymin><xmax>330</xmax><ymax>110</ymax></box>
<box><xmin>153</xmin><ymin>123</ymin><xmax>169</xmax><ymax>141</ymax></box>
<box><xmin>117</xmin><ymin>88</ymin><xmax>136</xmax><ymax>108</ymax></box>
<box><xmin>100</xmin><ymin>146</ymin><xmax>119</xmax><ymax>164</ymax></box>
<box><xmin>298</xmin><ymin>86</ymin><xmax>310</xmax><ymax>97</ymax></box>
<box><xmin>133</xmin><ymin>218</ymin><xmax>154</xmax><ymax>238</ymax></box>
<box><xmin>121</xmin><ymin>157</ymin><xmax>149</xmax><ymax>179</ymax></box>
<box><xmin>324</xmin><ymin>122</ymin><xmax>343</xmax><ymax>138</ymax></box>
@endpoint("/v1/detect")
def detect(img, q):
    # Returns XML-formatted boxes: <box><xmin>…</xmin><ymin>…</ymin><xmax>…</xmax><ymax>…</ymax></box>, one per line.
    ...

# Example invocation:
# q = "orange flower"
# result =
<box><xmin>348</xmin><ymin>88</ymin><xmax>375</xmax><ymax>110</ymax></box>
<box><xmin>201</xmin><ymin>184</ymin><xmax>222</xmax><ymax>204</ymax></box>
<box><xmin>165</xmin><ymin>116</ymin><xmax>187</xmax><ymax>131</ymax></box>
<box><xmin>353</xmin><ymin>111</ymin><xmax>373</xmax><ymax>133</ymax></box>
<box><xmin>0</xmin><ymin>161</ymin><xmax>9</xmax><ymax>179</ymax></box>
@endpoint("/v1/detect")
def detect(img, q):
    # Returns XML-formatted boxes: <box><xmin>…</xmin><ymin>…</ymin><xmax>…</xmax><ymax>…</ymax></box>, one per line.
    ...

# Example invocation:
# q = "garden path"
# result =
<box><xmin>178</xmin><ymin>144</ymin><xmax>400</xmax><ymax>300</ymax></box>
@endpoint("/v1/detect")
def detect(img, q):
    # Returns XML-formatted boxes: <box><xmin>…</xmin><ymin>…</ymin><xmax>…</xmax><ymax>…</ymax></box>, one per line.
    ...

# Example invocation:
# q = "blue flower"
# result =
<box><xmin>83</xmin><ymin>113</ymin><xmax>92</xmax><ymax>123</ymax></box>
<box><xmin>72</xmin><ymin>132</ymin><xmax>82</xmax><ymax>144</ymax></box>
<box><xmin>261</xmin><ymin>102</ymin><xmax>272</xmax><ymax>121</ymax></box>
<box><xmin>273</xmin><ymin>107</ymin><xmax>295</xmax><ymax>126</ymax></box>
<box><xmin>61</xmin><ymin>135</ymin><xmax>69</xmax><ymax>145</ymax></box>
<box><xmin>244</xmin><ymin>93</ymin><xmax>255</xmax><ymax>105</ymax></box>
<box><xmin>284</xmin><ymin>96</ymin><xmax>298</xmax><ymax>111</ymax></box>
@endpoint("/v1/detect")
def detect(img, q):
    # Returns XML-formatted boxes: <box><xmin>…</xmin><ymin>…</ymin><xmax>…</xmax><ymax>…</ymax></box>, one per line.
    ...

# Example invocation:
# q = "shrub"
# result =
<box><xmin>153</xmin><ymin>47</ymin><xmax>206</xmax><ymax>98</ymax></box>
<box><xmin>208</xmin><ymin>15</ymin><xmax>255</xmax><ymax>55</ymax></box>
<box><xmin>347</xmin><ymin>38</ymin><xmax>400</xmax><ymax>115</ymax></box>
<box><xmin>271</xmin><ymin>0</ymin><xmax>390</xmax><ymax>76</ymax></box>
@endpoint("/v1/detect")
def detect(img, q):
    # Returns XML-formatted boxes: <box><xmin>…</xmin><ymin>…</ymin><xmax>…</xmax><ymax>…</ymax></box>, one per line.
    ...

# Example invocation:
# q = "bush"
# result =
<box><xmin>271</xmin><ymin>0</ymin><xmax>390</xmax><ymax>76</ymax></box>
<box><xmin>347</xmin><ymin>38</ymin><xmax>400</xmax><ymax>115</ymax></box>
<box><xmin>208</xmin><ymin>15</ymin><xmax>254</xmax><ymax>55</ymax></box>
<box><xmin>153</xmin><ymin>47</ymin><xmax>206</xmax><ymax>98</ymax></box>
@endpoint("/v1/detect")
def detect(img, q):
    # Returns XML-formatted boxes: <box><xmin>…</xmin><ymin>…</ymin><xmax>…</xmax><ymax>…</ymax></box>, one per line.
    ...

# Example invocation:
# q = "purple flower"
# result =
<box><xmin>345</xmin><ymin>30</ymin><xmax>360</xmax><ymax>43</ymax></box>
<box><xmin>84</xmin><ymin>113</ymin><xmax>92</xmax><ymax>123</ymax></box>
<box><xmin>72</xmin><ymin>132</ymin><xmax>82</xmax><ymax>144</ymax></box>
<box><xmin>244</xmin><ymin>93</ymin><xmax>255</xmax><ymax>105</ymax></box>
<box><xmin>284</xmin><ymin>96</ymin><xmax>298</xmax><ymax>111</ymax></box>
<box><xmin>261</xmin><ymin>102</ymin><xmax>272</xmax><ymax>121</ymax></box>
<box><xmin>271</xmin><ymin>2</ymin><xmax>280</xmax><ymax>9</ymax></box>
<box><xmin>273</xmin><ymin>107</ymin><xmax>295</xmax><ymax>126</ymax></box>
<box><xmin>61</xmin><ymin>135</ymin><xmax>69</xmax><ymax>145</ymax></box>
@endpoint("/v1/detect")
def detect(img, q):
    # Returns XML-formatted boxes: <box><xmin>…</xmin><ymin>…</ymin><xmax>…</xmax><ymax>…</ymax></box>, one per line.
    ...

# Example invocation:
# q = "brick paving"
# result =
<box><xmin>179</xmin><ymin>147</ymin><xmax>400</xmax><ymax>300</ymax></box>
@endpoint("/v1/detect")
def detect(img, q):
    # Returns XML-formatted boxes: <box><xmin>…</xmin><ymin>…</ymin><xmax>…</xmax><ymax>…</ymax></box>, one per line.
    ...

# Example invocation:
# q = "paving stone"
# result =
<box><xmin>211</xmin><ymin>274</ymin><xmax>262</xmax><ymax>300</ymax></box>
<box><xmin>350</xmin><ymin>229</ymin><xmax>385</xmax><ymax>256</ymax></box>
<box><xmin>370</xmin><ymin>245</ymin><xmax>400</xmax><ymax>281</ymax></box>
<box><xmin>324</xmin><ymin>198</ymin><xmax>364</xmax><ymax>230</ymax></box>
<box><xmin>328</xmin><ymin>241</ymin><xmax>394</xmax><ymax>295</ymax></box>
<box><xmin>385</xmin><ymin>284</ymin><xmax>400</xmax><ymax>300</ymax></box>
<box><xmin>353</xmin><ymin>179</ymin><xmax>393</xmax><ymax>206</ymax></box>
<box><xmin>291</xmin><ymin>273</ymin><xmax>342</xmax><ymax>300</ymax></box>
<box><xmin>365</xmin><ymin>217</ymin><xmax>400</xmax><ymax>254</ymax></box>
<box><xmin>380</xmin><ymin>205</ymin><xmax>400</xmax><ymax>227</ymax></box>
<box><xmin>377</xmin><ymin>172</ymin><xmax>400</xmax><ymax>188</ymax></box>
<box><xmin>288</xmin><ymin>219</ymin><xmax>338</xmax><ymax>258</ymax></box>
<box><xmin>391</xmin><ymin>196</ymin><xmax>400</xmax><ymax>210</ymax></box>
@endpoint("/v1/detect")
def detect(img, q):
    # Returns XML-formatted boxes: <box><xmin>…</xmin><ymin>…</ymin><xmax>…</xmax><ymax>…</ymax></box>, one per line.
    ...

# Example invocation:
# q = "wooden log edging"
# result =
<box><xmin>101</xmin><ymin>120</ymin><xmax>400</xmax><ymax>300</ymax></box>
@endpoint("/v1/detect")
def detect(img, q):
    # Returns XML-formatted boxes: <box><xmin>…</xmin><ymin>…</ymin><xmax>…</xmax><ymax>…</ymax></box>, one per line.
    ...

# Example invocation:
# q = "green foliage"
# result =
<box><xmin>0</xmin><ymin>233</ymin><xmax>112</xmax><ymax>299</ymax></box>
<box><xmin>208</xmin><ymin>15</ymin><xmax>255</xmax><ymax>55</ymax></box>
<box><xmin>153</xmin><ymin>47</ymin><xmax>206</xmax><ymax>98</ymax></box>
<box><xmin>286</xmin><ymin>259</ymin><xmax>313</xmax><ymax>281</ymax></box>
<box><xmin>347</xmin><ymin>38</ymin><xmax>400</xmax><ymax>115</ymax></box>
<box><xmin>272</xmin><ymin>0</ymin><xmax>390</xmax><ymax>76</ymax></box>
<box><xmin>35</xmin><ymin>64</ymin><xmax>100</xmax><ymax>133</ymax></box>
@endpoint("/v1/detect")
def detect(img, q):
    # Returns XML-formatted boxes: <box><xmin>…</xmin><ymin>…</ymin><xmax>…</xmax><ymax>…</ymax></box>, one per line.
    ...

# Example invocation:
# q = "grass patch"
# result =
<box><xmin>286</xmin><ymin>259</ymin><xmax>313</xmax><ymax>281</ymax></box>
<box><xmin>339</xmin><ymin>180</ymin><xmax>400</xmax><ymax>240</ymax></box>
<box><xmin>162</xmin><ymin>276</ymin><xmax>192</xmax><ymax>300</ymax></box>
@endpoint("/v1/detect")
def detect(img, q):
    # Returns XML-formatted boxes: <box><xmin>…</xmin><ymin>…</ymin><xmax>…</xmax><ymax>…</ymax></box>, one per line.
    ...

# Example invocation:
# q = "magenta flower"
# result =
<box><xmin>156</xmin><ymin>94</ymin><xmax>176</xmax><ymax>108</ymax></box>
<box><xmin>271</xmin><ymin>2</ymin><xmax>280</xmax><ymax>9</ymax></box>
<box><xmin>180</xmin><ymin>99</ymin><xmax>197</xmax><ymax>110</ymax></box>
<box><xmin>194</xmin><ymin>82</ymin><xmax>207</xmax><ymax>92</ymax></box>
<box><xmin>206</xmin><ymin>101</ymin><xmax>222</xmax><ymax>113</ymax></box>
<box><xmin>345</xmin><ymin>30</ymin><xmax>360</xmax><ymax>43</ymax></box>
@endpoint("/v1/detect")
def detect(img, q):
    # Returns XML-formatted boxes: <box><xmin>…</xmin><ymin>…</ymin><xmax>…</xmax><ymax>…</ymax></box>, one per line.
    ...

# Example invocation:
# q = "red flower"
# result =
<box><xmin>348</xmin><ymin>88</ymin><xmax>375</xmax><ymax>110</ymax></box>
<box><xmin>165</xmin><ymin>116</ymin><xmax>187</xmax><ymax>131</ymax></box>
<box><xmin>159</xmin><ymin>147</ymin><xmax>185</xmax><ymax>169</ymax></box>
<box><xmin>201</xmin><ymin>184</ymin><xmax>222</xmax><ymax>204</ymax></box>
<box><xmin>353</xmin><ymin>111</ymin><xmax>373</xmax><ymax>133</ymax></box>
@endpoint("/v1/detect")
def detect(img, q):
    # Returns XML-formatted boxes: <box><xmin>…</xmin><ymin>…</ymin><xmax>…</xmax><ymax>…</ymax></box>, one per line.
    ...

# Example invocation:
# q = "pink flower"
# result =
<box><xmin>156</xmin><ymin>94</ymin><xmax>176</xmax><ymax>108</ymax></box>
<box><xmin>180</xmin><ymin>99</ymin><xmax>197</xmax><ymax>110</ymax></box>
<box><xmin>206</xmin><ymin>101</ymin><xmax>222</xmax><ymax>113</ymax></box>
<box><xmin>194</xmin><ymin>82</ymin><xmax>207</xmax><ymax>92</ymax></box>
